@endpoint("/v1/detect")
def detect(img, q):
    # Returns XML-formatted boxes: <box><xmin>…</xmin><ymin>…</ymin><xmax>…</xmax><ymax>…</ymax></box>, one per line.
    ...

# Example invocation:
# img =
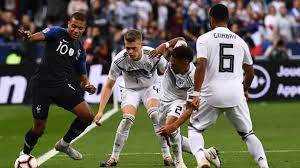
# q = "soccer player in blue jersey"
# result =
<box><xmin>17</xmin><ymin>12</ymin><xmax>96</xmax><ymax>160</ymax></box>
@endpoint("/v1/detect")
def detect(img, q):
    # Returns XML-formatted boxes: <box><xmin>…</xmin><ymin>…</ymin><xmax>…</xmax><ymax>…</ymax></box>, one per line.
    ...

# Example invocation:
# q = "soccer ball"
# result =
<box><xmin>14</xmin><ymin>154</ymin><xmax>38</xmax><ymax>168</ymax></box>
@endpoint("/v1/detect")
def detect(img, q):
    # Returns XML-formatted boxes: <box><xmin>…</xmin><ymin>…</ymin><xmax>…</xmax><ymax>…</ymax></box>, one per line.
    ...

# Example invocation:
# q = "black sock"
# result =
<box><xmin>63</xmin><ymin>118</ymin><xmax>91</xmax><ymax>143</ymax></box>
<box><xmin>23</xmin><ymin>129</ymin><xmax>40</xmax><ymax>154</ymax></box>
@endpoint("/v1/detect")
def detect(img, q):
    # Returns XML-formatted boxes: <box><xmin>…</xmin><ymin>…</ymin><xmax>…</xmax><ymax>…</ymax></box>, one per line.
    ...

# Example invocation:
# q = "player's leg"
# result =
<box><xmin>165</xmin><ymin>115</ymin><xmax>186</xmax><ymax>168</ymax></box>
<box><xmin>189</xmin><ymin>100</ymin><xmax>221</xmax><ymax>168</ymax></box>
<box><xmin>21</xmin><ymin>81</ymin><xmax>51</xmax><ymax>155</ymax></box>
<box><xmin>101</xmin><ymin>88</ymin><xmax>139</xmax><ymax>167</ymax></box>
<box><xmin>143</xmin><ymin>86</ymin><xmax>172</xmax><ymax>165</ymax></box>
<box><xmin>54</xmin><ymin>83</ymin><xmax>93</xmax><ymax>160</ymax></box>
<box><xmin>181</xmin><ymin>136</ymin><xmax>192</xmax><ymax>154</ymax></box>
<box><xmin>22</xmin><ymin>119</ymin><xmax>47</xmax><ymax>155</ymax></box>
<box><xmin>225</xmin><ymin>100</ymin><xmax>269</xmax><ymax>168</ymax></box>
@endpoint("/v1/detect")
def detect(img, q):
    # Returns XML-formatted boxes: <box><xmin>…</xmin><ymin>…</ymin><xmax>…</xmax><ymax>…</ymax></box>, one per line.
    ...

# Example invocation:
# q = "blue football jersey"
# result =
<box><xmin>32</xmin><ymin>26</ymin><xmax>87</xmax><ymax>86</ymax></box>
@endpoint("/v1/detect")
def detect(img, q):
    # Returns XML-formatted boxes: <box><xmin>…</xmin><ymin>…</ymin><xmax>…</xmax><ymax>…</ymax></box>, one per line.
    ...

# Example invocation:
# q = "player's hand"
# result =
<box><xmin>157</xmin><ymin>124</ymin><xmax>178</xmax><ymax>136</ymax></box>
<box><xmin>84</xmin><ymin>84</ymin><xmax>96</xmax><ymax>95</ymax></box>
<box><xmin>17</xmin><ymin>28</ymin><xmax>32</xmax><ymax>41</ymax></box>
<box><xmin>149</xmin><ymin>44</ymin><xmax>166</xmax><ymax>59</ymax></box>
<box><xmin>94</xmin><ymin>111</ymin><xmax>103</xmax><ymax>126</ymax></box>
<box><xmin>191</xmin><ymin>96</ymin><xmax>200</xmax><ymax>110</ymax></box>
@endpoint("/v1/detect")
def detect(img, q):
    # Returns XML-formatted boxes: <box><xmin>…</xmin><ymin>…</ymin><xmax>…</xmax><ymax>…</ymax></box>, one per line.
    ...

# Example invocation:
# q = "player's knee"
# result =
<box><xmin>119</xmin><ymin>114</ymin><xmax>135</xmax><ymax>131</ymax></box>
<box><xmin>147</xmin><ymin>107</ymin><xmax>159</xmax><ymax>121</ymax></box>
<box><xmin>78</xmin><ymin>111</ymin><xmax>94</xmax><ymax>123</ymax></box>
<box><xmin>32</xmin><ymin>123</ymin><xmax>46</xmax><ymax>136</ymax></box>
<box><xmin>238</xmin><ymin>130</ymin><xmax>255</xmax><ymax>140</ymax></box>
<box><xmin>169</xmin><ymin>130</ymin><xmax>180</xmax><ymax>143</ymax></box>
<box><xmin>84</xmin><ymin>113</ymin><xmax>94</xmax><ymax>123</ymax></box>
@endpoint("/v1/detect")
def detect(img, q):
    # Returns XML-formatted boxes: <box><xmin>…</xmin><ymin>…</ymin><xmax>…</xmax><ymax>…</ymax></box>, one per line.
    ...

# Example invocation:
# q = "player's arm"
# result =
<box><xmin>95</xmin><ymin>60</ymin><xmax>121</xmax><ymax>125</ymax></box>
<box><xmin>18</xmin><ymin>29</ymin><xmax>45</xmax><ymax>42</ymax></box>
<box><xmin>242</xmin><ymin>41</ymin><xmax>254</xmax><ymax>100</ymax></box>
<box><xmin>191</xmin><ymin>37</ymin><xmax>208</xmax><ymax>109</ymax></box>
<box><xmin>94</xmin><ymin>78</ymin><xmax>116</xmax><ymax>125</ymax></box>
<box><xmin>76</xmin><ymin>45</ymin><xmax>96</xmax><ymax>94</ymax></box>
<box><xmin>158</xmin><ymin>104</ymin><xmax>193</xmax><ymax>136</ymax></box>
<box><xmin>149</xmin><ymin>37</ymin><xmax>186</xmax><ymax>59</ymax></box>
<box><xmin>192</xmin><ymin>57</ymin><xmax>207</xmax><ymax>109</ymax></box>
<box><xmin>243</xmin><ymin>65</ymin><xmax>254</xmax><ymax>100</ymax></box>
<box><xmin>79</xmin><ymin>74</ymin><xmax>96</xmax><ymax>94</ymax></box>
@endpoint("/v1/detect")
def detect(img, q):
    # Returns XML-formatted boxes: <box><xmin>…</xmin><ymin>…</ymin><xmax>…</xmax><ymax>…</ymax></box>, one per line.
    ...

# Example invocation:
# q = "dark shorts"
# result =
<box><xmin>31</xmin><ymin>80</ymin><xmax>84</xmax><ymax>119</ymax></box>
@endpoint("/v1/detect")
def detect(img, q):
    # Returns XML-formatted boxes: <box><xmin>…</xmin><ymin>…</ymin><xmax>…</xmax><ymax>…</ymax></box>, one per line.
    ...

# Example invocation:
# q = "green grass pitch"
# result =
<box><xmin>0</xmin><ymin>102</ymin><xmax>299</xmax><ymax>168</ymax></box>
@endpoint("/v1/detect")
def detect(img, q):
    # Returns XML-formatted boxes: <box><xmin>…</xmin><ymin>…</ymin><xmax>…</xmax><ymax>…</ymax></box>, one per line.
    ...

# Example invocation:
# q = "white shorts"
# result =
<box><xmin>159</xmin><ymin>99</ymin><xmax>186</xmax><ymax>126</ymax></box>
<box><xmin>189</xmin><ymin>98</ymin><xmax>253</xmax><ymax>134</ymax></box>
<box><xmin>120</xmin><ymin>84</ymin><xmax>159</xmax><ymax>109</ymax></box>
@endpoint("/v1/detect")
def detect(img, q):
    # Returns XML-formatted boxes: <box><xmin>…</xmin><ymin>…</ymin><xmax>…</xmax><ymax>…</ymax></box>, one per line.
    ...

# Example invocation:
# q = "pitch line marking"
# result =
<box><xmin>52</xmin><ymin>149</ymin><xmax>300</xmax><ymax>159</ymax></box>
<box><xmin>37</xmin><ymin>106</ymin><xmax>119</xmax><ymax>166</ymax></box>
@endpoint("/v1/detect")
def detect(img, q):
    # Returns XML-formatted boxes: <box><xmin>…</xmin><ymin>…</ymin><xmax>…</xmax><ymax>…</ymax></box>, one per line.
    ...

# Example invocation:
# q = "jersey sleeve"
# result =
<box><xmin>196</xmin><ymin>36</ymin><xmax>208</xmax><ymax>59</ymax></box>
<box><xmin>42</xmin><ymin>26</ymin><xmax>64</xmax><ymax>41</ymax></box>
<box><xmin>242</xmin><ymin>41</ymin><xmax>253</xmax><ymax>65</ymax></box>
<box><xmin>108</xmin><ymin>62</ymin><xmax>122</xmax><ymax>81</ymax></box>
<box><xmin>157</xmin><ymin>56</ymin><xmax>167</xmax><ymax>72</ymax></box>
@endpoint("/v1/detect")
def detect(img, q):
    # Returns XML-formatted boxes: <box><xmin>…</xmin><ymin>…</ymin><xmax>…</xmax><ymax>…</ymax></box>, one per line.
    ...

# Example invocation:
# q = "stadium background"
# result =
<box><xmin>0</xmin><ymin>0</ymin><xmax>300</xmax><ymax>168</ymax></box>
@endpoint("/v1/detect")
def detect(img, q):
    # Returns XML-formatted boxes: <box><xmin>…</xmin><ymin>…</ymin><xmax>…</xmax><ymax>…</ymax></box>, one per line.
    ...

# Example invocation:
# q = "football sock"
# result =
<box><xmin>147</xmin><ymin>107</ymin><xmax>171</xmax><ymax>158</ymax></box>
<box><xmin>23</xmin><ymin>129</ymin><xmax>40</xmax><ymax>154</ymax></box>
<box><xmin>170</xmin><ymin>130</ymin><xmax>183</xmax><ymax>162</ymax></box>
<box><xmin>188</xmin><ymin>126</ymin><xmax>206</xmax><ymax>163</ymax></box>
<box><xmin>181</xmin><ymin>135</ymin><xmax>192</xmax><ymax>154</ymax></box>
<box><xmin>245</xmin><ymin>134</ymin><xmax>269</xmax><ymax>168</ymax></box>
<box><xmin>60</xmin><ymin>138</ymin><xmax>69</xmax><ymax>147</ymax></box>
<box><xmin>63</xmin><ymin>117</ymin><xmax>91</xmax><ymax>143</ymax></box>
<box><xmin>111</xmin><ymin>114</ymin><xmax>135</xmax><ymax>160</ymax></box>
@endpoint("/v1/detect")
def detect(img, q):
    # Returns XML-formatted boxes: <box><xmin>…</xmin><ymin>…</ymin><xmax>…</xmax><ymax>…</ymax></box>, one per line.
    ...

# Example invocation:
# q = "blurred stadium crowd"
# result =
<box><xmin>0</xmin><ymin>0</ymin><xmax>300</xmax><ymax>65</ymax></box>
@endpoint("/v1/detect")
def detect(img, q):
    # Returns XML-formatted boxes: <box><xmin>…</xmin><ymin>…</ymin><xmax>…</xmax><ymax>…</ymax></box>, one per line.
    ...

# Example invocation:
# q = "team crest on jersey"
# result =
<box><xmin>69</xmin><ymin>48</ymin><xmax>74</xmax><ymax>56</ymax></box>
<box><xmin>176</xmin><ymin>78</ymin><xmax>185</xmax><ymax>88</ymax></box>
<box><xmin>144</xmin><ymin>62</ymin><xmax>152</xmax><ymax>71</ymax></box>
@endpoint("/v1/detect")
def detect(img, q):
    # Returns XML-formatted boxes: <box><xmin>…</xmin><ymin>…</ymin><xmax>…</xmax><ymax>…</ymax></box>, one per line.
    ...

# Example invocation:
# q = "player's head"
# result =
<box><xmin>124</xmin><ymin>29</ymin><xmax>143</xmax><ymax>61</ymax></box>
<box><xmin>170</xmin><ymin>46</ymin><xmax>193</xmax><ymax>74</ymax></box>
<box><xmin>208</xmin><ymin>4</ymin><xmax>229</xmax><ymax>29</ymax></box>
<box><xmin>67</xmin><ymin>12</ymin><xmax>87</xmax><ymax>40</ymax></box>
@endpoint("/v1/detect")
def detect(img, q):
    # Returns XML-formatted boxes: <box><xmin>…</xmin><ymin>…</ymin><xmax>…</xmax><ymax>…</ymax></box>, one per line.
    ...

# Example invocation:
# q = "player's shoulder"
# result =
<box><xmin>113</xmin><ymin>49</ymin><xmax>128</xmax><ymax>64</ymax></box>
<box><xmin>142</xmin><ymin>46</ymin><xmax>154</xmax><ymax>55</ymax></box>
<box><xmin>196</xmin><ymin>31</ymin><xmax>210</xmax><ymax>41</ymax></box>
<box><xmin>238</xmin><ymin>37</ymin><xmax>249</xmax><ymax>50</ymax></box>
<box><xmin>42</xmin><ymin>26</ymin><xmax>66</xmax><ymax>34</ymax></box>
<box><xmin>189</xmin><ymin>63</ymin><xmax>196</xmax><ymax>77</ymax></box>
<box><xmin>196</xmin><ymin>30</ymin><xmax>213</xmax><ymax>44</ymax></box>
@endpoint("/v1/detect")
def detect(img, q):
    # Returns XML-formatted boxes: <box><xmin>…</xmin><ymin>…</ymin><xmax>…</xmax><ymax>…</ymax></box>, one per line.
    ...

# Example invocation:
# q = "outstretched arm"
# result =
<box><xmin>149</xmin><ymin>37</ymin><xmax>186</xmax><ymax>59</ymax></box>
<box><xmin>94</xmin><ymin>78</ymin><xmax>116</xmax><ymax>126</ymax></box>
<box><xmin>18</xmin><ymin>29</ymin><xmax>45</xmax><ymax>42</ymax></box>
<box><xmin>158</xmin><ymin>104</ymin><xmax>193</xmax><ymax>136</ymax></box>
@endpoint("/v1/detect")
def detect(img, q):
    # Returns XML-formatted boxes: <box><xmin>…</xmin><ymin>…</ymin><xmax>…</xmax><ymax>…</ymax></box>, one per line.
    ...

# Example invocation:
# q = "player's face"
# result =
<box><xmin>170</xmin><ymin>56</ymin><xmax>189</xmax><ymax>74</ymax></box>
<box><xmin>67</xmin><ymin>18</ymin><xmax>86</xmax><ymax>40</ymax></box>
<box><xmin>124</xmin><ymin>40</ymin><xmax>143</xmax><ymax>61</ymax></box>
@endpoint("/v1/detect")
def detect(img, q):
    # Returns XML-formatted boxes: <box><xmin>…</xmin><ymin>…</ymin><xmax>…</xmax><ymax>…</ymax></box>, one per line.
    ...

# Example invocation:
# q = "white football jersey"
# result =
<box><xmin>160</xmin><ymin>62</ymin><xmax>195</xmax><ymax>102</ymax></box>
<box><xmin>196</xmin><ymin>27</ymin><xmax>253</xmax><ymax>108</ymax></box>
<box><xmin>108</xmin><ymin>46</ymin><xmax>167</xmax><ymax>89</ymax></box>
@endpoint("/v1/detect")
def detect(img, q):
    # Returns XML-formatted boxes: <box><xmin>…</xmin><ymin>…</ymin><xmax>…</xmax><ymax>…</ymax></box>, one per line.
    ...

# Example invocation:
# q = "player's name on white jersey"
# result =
<box><xmin>213</xmin><ymin>33</ymin><xmax>237</xmax><ymax>39</ymax></box>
